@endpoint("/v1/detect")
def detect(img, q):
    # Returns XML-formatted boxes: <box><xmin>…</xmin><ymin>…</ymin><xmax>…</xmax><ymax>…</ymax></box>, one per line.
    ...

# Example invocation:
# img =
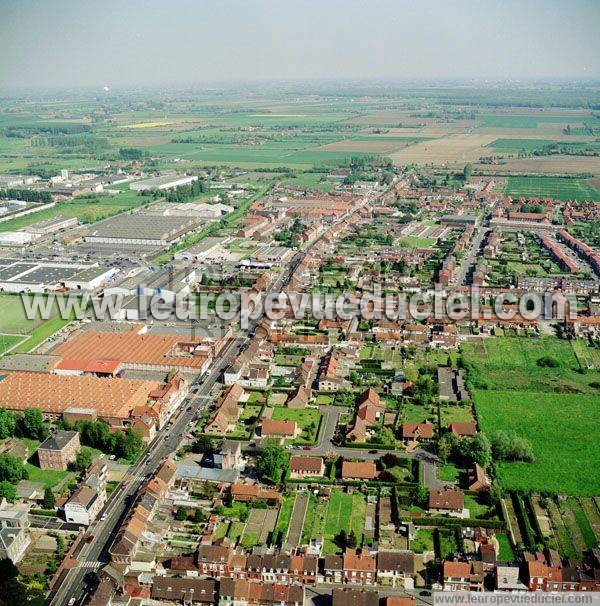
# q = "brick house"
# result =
<box><xmin>37</xmin><ymin>430</ymin><xmax>80</xmax><ymax>470</ymax></box>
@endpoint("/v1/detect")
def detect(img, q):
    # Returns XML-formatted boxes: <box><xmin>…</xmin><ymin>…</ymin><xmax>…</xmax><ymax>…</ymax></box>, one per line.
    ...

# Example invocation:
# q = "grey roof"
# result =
<box><xmin>38</xmin><ymin>430</ymin><xmax>78</xmax><ymax>452</ymax></box>
<box><xmin>0</xmin><ymin>354</ymin><xmax>60</xmax><ymax>373</ymax></box>
<box><xmin>176</xmin><ymin>462</ymin><xmax>239</xmax><ymax>484</ymax></box>
<box><xmin>86</xmin><ymin>214</ymin><xmax>200</xmax><ymax>242</ymax></box>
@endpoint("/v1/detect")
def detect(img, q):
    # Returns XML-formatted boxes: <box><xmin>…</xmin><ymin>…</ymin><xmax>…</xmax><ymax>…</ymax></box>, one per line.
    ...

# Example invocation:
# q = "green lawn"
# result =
<box><xmin>273</xmin><ymin>494</ymin><xmax>294</xmax><ymax>542</ymax></box>
<box><xmin>397</xmin><ymin>236</ymin><xmax>437</xmax><ymax>248</ymax></box>
<box><xmin>496</xmin><ymin>533</ymin><xmax>516</xmax><ymax>561</ymax></box>
<box><xmin>411</xmin><ymin>528</ymin><xmax>435</xmax><ymax>554</ymax></box>
<box><xmin>322</xmin><ymin>489</ymin><xmax>366</xmax><ymax>555</ymax></box>
<box><xmin>0</xmin><ymin>294</ymin><xmax>76</xmax><ymax>356</ymax></box>
<box><xmin>474</xmin><ymin>390</ymin><xmax>600</xmax><ymax>495</ymax></box>
<box><xmin>0</xmin><ymin>295</ymin><xmax>61</xmax><ymax>334</ymax></box>
<box><xmin>504</xmin><ymin>176</ymin><xmax>600</xmax><ymax>202</ymax></box>
<box><xmin>439</xmin><ymin>404</ymin><xmax>475</xmax><ymax>426</ymax></box>
<box><xmin>24</xmin><ymin>464</ymin><xmax>71</xmax><ymax>489</ymax></box>
<box><xmin>0</xmin><ymin>335</ymin><xmax>26</xmax><ymax>355</ymax></box>
<box><xmin>439</xmin><ymin>463</ymin><xmax>462</xmax><ymax>483</ymax></box>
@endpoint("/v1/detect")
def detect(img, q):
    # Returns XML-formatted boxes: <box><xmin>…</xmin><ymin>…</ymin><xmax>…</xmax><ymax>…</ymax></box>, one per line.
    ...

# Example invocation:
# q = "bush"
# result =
<box><xmin>537</xmin><ymin>356</ymin><xmax>560</xmax><ymax>368</ymax></box>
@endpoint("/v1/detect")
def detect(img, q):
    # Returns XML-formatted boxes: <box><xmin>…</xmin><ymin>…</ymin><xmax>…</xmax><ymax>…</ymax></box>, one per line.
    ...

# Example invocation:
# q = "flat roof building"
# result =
<box><xmin>129</xmin><ymin>174</ymin><xmax>198</xmax><ymax>191</ymax></box>
<box><xmin>0</xmin><ymin>371</ymin><xmax>161</xmax><ymax>424</ymax></box>
<box><xmin>0</xmin><ymin>258</ymin><xmax>116</xmax><ymax>292</ymax></box>
<box><xmin>53</xmin><ymin>328</ymin><xmax>213</xmax><ymax>373</ymax></box>
<box><xmin>85</xmin><ymin>214</ymin><xmax>200</xmax><ymax>246</ymax></box>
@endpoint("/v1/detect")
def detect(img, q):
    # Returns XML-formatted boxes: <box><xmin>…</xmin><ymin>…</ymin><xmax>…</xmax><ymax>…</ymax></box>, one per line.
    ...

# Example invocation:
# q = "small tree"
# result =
<box><xmin>71</xmin><ymin>447</ymin><xmax>93</xmax><ymax>472</ymax></box>
<box><xmin>174</xmin><ymin>506</ymin><xmax>187</xmax><ymax>521</ymax></box>
<box><xmin>43</xmin><ymin>488</ymin><xmax>56</xmax><ymax>510</ymax></box>
<box><xmin>347</xmin><ymin>529</ymin><xmax>358</xmax><ymax>549</ymax></box>
<box><xmin>0</xmin><ymin>481</ymin><xmax>16</xmax><ymax>503</ymax></box>
<box><xmin>336</xmin><ymin>529</ymin><xmax>348</xmax><ymax>549</ymax></box>
<box><xmin>191</xmin><ymin>435</ymin><xmax>214</xmax><ymax>455</ymax></box>
<box><xmin>410</xmin><ymin>483</ymin><xmax>429</xmax><ymax>508</ymax></box>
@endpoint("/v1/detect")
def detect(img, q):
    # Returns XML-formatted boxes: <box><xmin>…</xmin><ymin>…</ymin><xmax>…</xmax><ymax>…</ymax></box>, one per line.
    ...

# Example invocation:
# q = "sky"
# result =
<box><xmin>1</xmin><ymin>0</ymin><xmax>599</xmax><ymax>91</ymax></box>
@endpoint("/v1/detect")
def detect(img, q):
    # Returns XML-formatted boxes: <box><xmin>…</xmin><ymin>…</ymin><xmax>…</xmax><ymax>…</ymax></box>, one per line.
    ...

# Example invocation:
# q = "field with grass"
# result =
<box><xmin>0</xmin><ymin>190</ymin><xmax>150</xmax><ymax>232</ymax></box>
<box><xmin>504</xmin><ymin>176</ymin><xmax>600</xmax><ymax>202</ymax></box>
<box><xmin>461</xmin><ymin>336</ymin><xmax>599</xmax><ymax>394</ymax></box>
<box><xmin>0</xmin><ymin>294</ymin><xmax>73</xmax><ymax>356</ymax></box>
<box><xmin>307</xmin><ymin>489</ymin><xmax>366</xmax><ymax>555</ymax></box>
<box><xmin>474</xmin><ymin>390</ymin><xmax>600</xmax><ymax>495</ymax></box>
<box><xmin>496</xmin><ymin>533</ymin><xmax>516</xmax><ymax>561</ymax></box>
<box><xmin>24</xmin><ymin>463</ymin><xmax>72</xmax><ymax>489</ymax></box>
<box><xmin>488</xmin><ymin>138</ymin><xmax>600</xmax><ymax>153</ymax></box>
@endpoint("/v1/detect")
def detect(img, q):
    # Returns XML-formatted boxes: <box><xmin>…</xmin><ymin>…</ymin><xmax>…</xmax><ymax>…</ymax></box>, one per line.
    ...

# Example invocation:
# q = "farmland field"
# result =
<box><xmin>487</xmin><ymin>138</ymin><xmax>600</xmax><ymax>153</ymax></box>
<box><xmin>479</xmin><ymin>155</ymin><xmax>600</xmax><ymax>176</ymax></box>
<box><xmin>504</xmin><ymin>176</ymin><xmax>600</xmax><ymax>201</ymax></box>
<box><xmin>474</xmin><ymin>390</ymin><xmax>600</xmax><ymax>495</ymax></box>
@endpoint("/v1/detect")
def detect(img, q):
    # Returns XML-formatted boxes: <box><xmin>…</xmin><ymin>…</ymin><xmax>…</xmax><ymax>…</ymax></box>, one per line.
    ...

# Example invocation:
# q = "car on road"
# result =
<box><xmin>68</xmin><ymin>598</ymin><xmax>76</xmax><ymax>606</ymax></box>
<box><xmin>302</xmin><ymin>445</ymin><xmax>311</xmax><ymax>450</ymax></box>
<box><xmin>85</xmin><ymin>535</ymin><xmax>94</xmax><ymax>543</ymax></box>
<box><xmin>100</xmin><ymin>513</ymin><xmax>107</xmax><ymax>521</ymax></box>
<box><xmin>368</xmin><ymin>449</ymin><xmax>378</xmax><ymax>454</ymax></box>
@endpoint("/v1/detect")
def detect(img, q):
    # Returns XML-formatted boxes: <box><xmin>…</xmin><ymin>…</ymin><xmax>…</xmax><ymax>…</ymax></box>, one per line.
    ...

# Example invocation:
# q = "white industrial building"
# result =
<box><xmin>0</xmin><ymin>259</ymin><xmax>118</xmax><ymax>293</ymax></box>
<box><xmin>129</xmin><ymin>174</ymin><xmax>198</xmax><ymax>191</ymax></box>
<box><xmin>0</xmin><ymin>231</ymin><xmax>40</xmax><ymax>247</ymax></box>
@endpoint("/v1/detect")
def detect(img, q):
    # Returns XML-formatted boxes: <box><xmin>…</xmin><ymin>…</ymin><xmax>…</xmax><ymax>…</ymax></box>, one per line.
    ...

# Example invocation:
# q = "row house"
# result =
<box><xmin>218</xmin><ymin>578</ymin><xmax>305</xmax><ymax>606</ymax></box>
<box><xmin>443</xmin><ymin>560</ymin><xmax>485</xmax><ymax>591</ymax></box>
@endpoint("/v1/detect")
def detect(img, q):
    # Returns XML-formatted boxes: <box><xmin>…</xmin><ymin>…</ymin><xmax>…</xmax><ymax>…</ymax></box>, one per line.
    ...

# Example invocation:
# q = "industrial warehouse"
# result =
<box><xmin>84</xmin><ymin>214</ymin><xmax>201</xmax><ymax>247</ymax></box>
<box><xmin>52</xmin><ymin>325</ymin><xmax>222</xmax><ymax>373</ymax></box>
<box><xmin>0</xmin><ymin>370</ymin><xmax>187</xmax><ymax>432</ymax></box>
<box><xmin>0</xmin><ymin>258</ymin><xmax>117</xmax><ymax>292</ymax></box>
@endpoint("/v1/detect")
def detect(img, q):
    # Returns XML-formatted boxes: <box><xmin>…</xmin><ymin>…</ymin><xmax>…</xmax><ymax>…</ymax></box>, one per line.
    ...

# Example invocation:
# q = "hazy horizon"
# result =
<box><xmin>1</xmin><ymin>0</ymin><xmax>599</xmax><ymax>92</ymax></box>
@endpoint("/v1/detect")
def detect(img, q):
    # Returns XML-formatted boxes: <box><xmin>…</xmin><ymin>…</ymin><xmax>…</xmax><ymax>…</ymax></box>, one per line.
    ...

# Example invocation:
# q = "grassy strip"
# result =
<box><xmin>10</xmin><ymin>313</ymin><xmax>75</xmax><ymax>355</ymax></box>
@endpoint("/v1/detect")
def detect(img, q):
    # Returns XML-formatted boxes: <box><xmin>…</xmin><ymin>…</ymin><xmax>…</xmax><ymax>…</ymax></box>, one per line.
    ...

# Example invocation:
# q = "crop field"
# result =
<box><xmin>390</xmin><ymin>133</ymin><xmax>497</xmax><ymax>166</ymax></box>
<box><xmin>504</xmin><ymin>176</ymin><xmax>600</xmax><ymax>202</ymax></box>
<box><xmin>483</xmin><ymin>155</ymin><xmax>600</xmax><ymax>176</ymax></box>
<box><xmin>474</xmin><ymin>390</ymin><xmax>600</xmax><ymax>495</ymax></box>
<box><xmin>487</xmin><ymin>138</ymin><xmax>600</xmax><ymax>153</ymax></box>
<box><xmin>461</xmin><ymin>336</ymin><xmax>600</xmax><ymax>394</ymax></box>
<box><xmin>477</xmin><ymin>114</ymin><xmax>587</xmax><ymax>129</ymax></box>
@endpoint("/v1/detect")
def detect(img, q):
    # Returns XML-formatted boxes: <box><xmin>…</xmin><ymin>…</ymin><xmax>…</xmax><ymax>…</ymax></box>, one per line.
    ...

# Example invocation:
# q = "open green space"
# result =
<box><xmin>321</xmin><ymin>489</ymin><xmax>366</xmax><ymax>555</ymax></box>
<box><xmin>496</xmin><ymin>533</ymin><xmax>516</xmax><ymax>561</ymax></box>
<box><xmin>0</xmin><ymin>190</ymin><xmax>149</xmax><ymax>232</ymax></box>
<box><xmin>504</xmin><ymin>176</ymin><xmax>600</xmax><ymax>202</ymax></box>
<box><xmin>474</xmin><ymin>390</ymin><xmax>600</xmax><ymax>495</ymax></box>
<box><xmin>488</xmin><ymin>138</ymin><xmax>600</xmax><ymax>153</ymax></box>
<box><xmin>24</xmin><ymin>463</ymin><xmax>72</xmax><ymax>490</ymax></box>
<box><xmin>462</xmin><ymin>336</ymin><xmax>599</xmax><ymax>394</ymax></box>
